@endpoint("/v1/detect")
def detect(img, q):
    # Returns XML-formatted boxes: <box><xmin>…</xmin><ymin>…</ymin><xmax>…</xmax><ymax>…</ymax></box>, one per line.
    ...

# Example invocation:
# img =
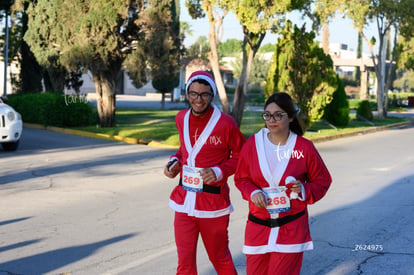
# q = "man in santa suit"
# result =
<box><xmin>164</xmin><ymin>70</ymin><xmax>245</xmax><ymax>275</ymax></box>
<box><xmin>235</xmin><ymin>92</ymin><xmax>332</xmax><ymax>275</ymax></box>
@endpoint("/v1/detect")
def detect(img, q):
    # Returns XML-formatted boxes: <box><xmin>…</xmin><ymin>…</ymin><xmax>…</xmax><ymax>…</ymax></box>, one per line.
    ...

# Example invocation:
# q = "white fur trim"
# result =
<box><xmin>242</xmin><ymin>241</ymin><xmax>313</xmax><ymax>254</ymax></box>
<box><xmin>186</xmin><ymin>74</ymin><xmax>217</xmax><ymax>95</ymax></box>
<box><xmin>169</xmin><ymin>199</ymin><xmax>234</xmax><ymax>218</ymax></box>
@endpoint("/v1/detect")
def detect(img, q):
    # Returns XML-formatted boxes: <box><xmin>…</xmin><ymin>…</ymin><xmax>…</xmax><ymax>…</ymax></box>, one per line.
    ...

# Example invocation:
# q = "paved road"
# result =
<box><xmin>1</xmin><ymin>123</ymin><xmax>414</xmax><ymax>275</ymax></box>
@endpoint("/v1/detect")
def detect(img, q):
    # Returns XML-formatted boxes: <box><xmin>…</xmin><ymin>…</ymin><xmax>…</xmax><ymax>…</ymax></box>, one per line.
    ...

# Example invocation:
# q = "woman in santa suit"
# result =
<box><xmin>234</xmin><ymin>92</ymin><xmax>332</xmax><ymax>275</ymax></box>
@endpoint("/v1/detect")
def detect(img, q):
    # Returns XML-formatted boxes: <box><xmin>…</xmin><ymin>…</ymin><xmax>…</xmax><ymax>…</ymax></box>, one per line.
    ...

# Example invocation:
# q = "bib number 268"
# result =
<box><xmin>267</xmin><ymin>196</ymin><xmax>287</xmax><ymax>206</ymax></box>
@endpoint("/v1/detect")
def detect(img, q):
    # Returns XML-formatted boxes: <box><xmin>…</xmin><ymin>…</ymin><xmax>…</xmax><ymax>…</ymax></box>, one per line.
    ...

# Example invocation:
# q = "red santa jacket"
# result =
<box><xmin>235</xmin><ymin>129</ymin><xmax>331</xmax><ymax>254</ymax></box>
<box><xmin>168</xmin><ymin>105</ymin><xmax>246</xmax><ymax>218</ymax></box>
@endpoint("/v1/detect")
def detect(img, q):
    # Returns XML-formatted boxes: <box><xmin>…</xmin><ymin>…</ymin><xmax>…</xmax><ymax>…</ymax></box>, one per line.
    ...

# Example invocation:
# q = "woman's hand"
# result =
<box><xmin>286</xmin><ymin>180</ymin><xmax>303</xmax><ymax>194</ymax></box>
<box><xmin>251</xmin><ymin>192</ymin><xmax>267</xmax><ymax>208</ymax></box>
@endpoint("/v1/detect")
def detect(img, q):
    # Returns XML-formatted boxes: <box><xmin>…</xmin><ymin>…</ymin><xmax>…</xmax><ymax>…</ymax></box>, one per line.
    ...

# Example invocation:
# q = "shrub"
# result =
<box><xmin>356</xmin><ymin>100</ymin><xmax>374</xmax><ymax>121</ymax></box>
<box><xmin>7</xmin><ymin>93</ymin><xmax>96</xmax><ymax>127</ymax></box>
<box><xmin>324</xmin><ymin>76</ymin><xmax>350</xmax><ymax>127</ymax></box>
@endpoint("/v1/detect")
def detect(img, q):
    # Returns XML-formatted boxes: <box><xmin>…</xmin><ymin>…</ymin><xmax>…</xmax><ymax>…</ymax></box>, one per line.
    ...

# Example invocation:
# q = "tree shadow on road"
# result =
<box><xmin>0</xmin><ymin>217</ymin><xmax>32</xmax><ymax>227</ymax></box>
<box><xmin>200</xmin><ymin>174</ymin><xmax>414</xmax><ymax>275</ymax></box>
<box><xmin>0</xmin><ymin>143</ymin><xmax>177</xmax><ymax>186</ymax></box>
<box><xmin>0</xmin><ymin>233</ymin><xmax>136</xmax><ymax>274</ymax></box>
<box><xmin>302</xmin><ymin>174</ymin><xmax>414</xmax><ymax>275</ymax></box>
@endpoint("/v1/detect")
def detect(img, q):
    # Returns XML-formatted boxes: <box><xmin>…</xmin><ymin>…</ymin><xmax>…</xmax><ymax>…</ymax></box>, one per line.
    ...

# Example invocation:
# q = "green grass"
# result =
<box><xmin>74</xmin><ymin>108</ymin><xmax>410</xmax><ymax>146</ymax></box>
<box><xmin>75</xmin><ymin>109</ymin><xmax>180</xmax><ymax>144</ymax></box>
<box><xmin>305</xmin><ymin>114</ymin><xmax>409</xmax><ymax>139</ymax></box>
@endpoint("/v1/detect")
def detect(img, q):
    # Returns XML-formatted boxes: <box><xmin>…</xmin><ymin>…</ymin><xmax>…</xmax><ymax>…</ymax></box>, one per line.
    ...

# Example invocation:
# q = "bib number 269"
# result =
<box><xmin>182</xmin><ymin>165</ymin><xmax>203</xmax><ymax>192</ymax></box>
<box><xmin>183</xmin><ymin>175</ymin><xmax>201</xmax><ymax>186</ymax></box>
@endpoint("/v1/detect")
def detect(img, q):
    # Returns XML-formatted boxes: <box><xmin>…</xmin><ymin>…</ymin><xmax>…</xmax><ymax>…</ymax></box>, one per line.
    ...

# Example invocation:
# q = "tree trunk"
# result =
<box><xmin>94</xmin><ymin>72</ymin><xmax>116</xmax><ymax>127</ymax></box>
<box><xmin>385</xmin><ymin>26</ymin><xmax>399</xmax><ymax>110</ymax></box>
<box><xmin>322</xmin><ymin>24</ymin><xmax>330</xmax><ymax>55</ymax></box>
<box><xmin>232</xmin><ymin>32</ymin><xmax>264</xmax><ymax>127</ymax></box>
<box><xmin>47</xmin><ymin>65</ymin><xmax>67</xmax><ymax>93</ymax></box>
<box><xmin>207</xmin><ymin>20</ymin><xmax>230</xmax><ymax>114</ymax></box>
<box><xmin>376</xmin><ymin>32</ymin><xmax>387</xmax><ymax>118</ymax></box>
<box><xmin>232</xmin><ymin>39</ymin><xmax>249</xmax><ymax>127</ymax></box>
<box><xmin>161</xmin><ymin>92</ymin><xmax>166</xmax><ymax>110</ymax></box>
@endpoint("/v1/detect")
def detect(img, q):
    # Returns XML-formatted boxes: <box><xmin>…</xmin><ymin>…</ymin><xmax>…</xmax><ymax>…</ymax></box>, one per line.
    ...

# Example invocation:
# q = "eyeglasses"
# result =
<box><xmin>262</xmin><ymin>111</ymin><xmax>287</xmax><ymax>121</ymax></box>
<box><xmin>188</xmin><ymin>91</ymin><xmax>213</xmax><ymax>101</ymax></box>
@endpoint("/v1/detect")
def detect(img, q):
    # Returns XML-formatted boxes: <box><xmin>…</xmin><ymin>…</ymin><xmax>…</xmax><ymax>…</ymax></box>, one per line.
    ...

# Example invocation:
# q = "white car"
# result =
<box><xmin>0</xmin><ymin>97</ymin><xmax>23</xmax><ymax>151</ymax></box>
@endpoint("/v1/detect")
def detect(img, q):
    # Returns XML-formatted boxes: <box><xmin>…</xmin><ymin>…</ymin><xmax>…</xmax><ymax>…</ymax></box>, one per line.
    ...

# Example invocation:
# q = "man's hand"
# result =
<box><xmin>199</xmin><ymin>168</ymin><xmax>217</xmax><ymax>184</ymax></box>
<box><xmin>164</xmin><ymin>160</ymin><xmax>180</xmax><ymax>178</ymax></box>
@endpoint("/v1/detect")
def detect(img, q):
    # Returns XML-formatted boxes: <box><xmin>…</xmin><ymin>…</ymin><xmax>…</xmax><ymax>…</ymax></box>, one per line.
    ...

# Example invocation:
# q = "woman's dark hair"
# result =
<box><xmin>264</xmin><ymin>92</ymin><xmax>304</xmax><ymax>136</ymax></box>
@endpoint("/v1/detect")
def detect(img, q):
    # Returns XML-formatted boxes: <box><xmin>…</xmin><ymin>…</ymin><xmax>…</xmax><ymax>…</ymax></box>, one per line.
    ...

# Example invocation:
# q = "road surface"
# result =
<box><xmin>1</xmin><ymin>123</ymin><xmax>413</xmax><ymax>274</ymax></box>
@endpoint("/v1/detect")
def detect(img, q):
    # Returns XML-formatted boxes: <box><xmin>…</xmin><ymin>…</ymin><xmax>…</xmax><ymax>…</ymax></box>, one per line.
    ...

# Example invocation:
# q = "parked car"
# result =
<box><xmin>0</xmin><ymin>96</ymin><xmax>22</xmax><ymax>151</ymax></box>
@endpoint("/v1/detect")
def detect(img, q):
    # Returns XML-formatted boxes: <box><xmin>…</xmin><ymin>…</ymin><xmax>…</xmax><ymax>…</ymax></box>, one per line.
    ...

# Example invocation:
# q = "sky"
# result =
<box><xmin>179</xmin><ymin>0</ymin><xmax>379</xmax><ymax>54</ymax></box>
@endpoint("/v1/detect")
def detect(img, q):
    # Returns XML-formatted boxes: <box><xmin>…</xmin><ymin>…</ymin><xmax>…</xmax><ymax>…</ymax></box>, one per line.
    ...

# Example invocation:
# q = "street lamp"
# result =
<box><xmin>1</xmin><ymin>0</ymin><xmax>14</xmax><ymax>97</ymax></box>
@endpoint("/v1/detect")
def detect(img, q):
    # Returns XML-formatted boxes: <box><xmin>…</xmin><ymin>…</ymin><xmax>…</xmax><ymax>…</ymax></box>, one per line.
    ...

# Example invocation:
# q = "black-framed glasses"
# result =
<box><xmin>188</xmin><ymin>91</ymin><xmax>213</xmax><ymax>101</ymax></box>
<box><xmin>262</xmin><ymin>111</ymin><xmax>287</xmax><ymax>121</ymax></box>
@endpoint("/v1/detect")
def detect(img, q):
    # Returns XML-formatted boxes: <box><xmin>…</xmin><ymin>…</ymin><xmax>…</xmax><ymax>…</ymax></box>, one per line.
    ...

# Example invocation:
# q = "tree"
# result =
<box><xmin>7</xmin><ymin>0</ymin><xmax>65</xmax><ymax>94</ymax></box>
<box><xmin>353</xmin><ymin>32</ymin><xmax>362</xmax><ymax>87</ymax></box>
<box><xmin>186</xmin><ymin>0</ymin><xmax>232</xmax><ymax>114</ymax></box>
<box><xmin>265</xmin><ymin>22</ymin><xmax>337</xmax><ymax>127</ymax></box>
<box><xmin>393</xmin><ymin>70</ymin><xmax>413</xmax><ymax>92</ymax></box>
<box><xmin>0</xmin><ymin>0</ymin><xmax>14</xmax><ymax>11</ymax></box>
<box><xmin>230</xmin><ymin>0</ymin><xmax>310</xmax><ymax>126</ymax></box>
<box><xmin>232</xmin><ymin>54</ymin><xmax>271</xmax><ymax>87</ymax></box>
<box><xmin>258</xmin><ymin>43</ymin><xmax>276</xmax><ymax>53</ymax></box>
<box><xmin>65</xmin><ymin>69</ymin><xmax>84</xmax><ymax>95</ymax></box>
<box><xmin>315</xmin><ymin>0</ymin><xmax>414</xmax><ymax>118</ymax></box>
<box><xmin>18</xmin><ymin>2</ymin><xmax>43</xmax><ymax>93</ymax></box>
<box><xmin>144</xmin><ymin>0</ymin><xmax>181</xmax><ymax>109</ymax></box>
<box><xmin>185</xmin><ymin>36</ymin><xmax>210</xmax><ymax>60</ymax></box>
<box><xmin>24</xmin><ymin>0</ymin><xmax>150</xmax><ymax>127</ymax></box>
<box><xmin>396</xmin><ymin>36</ymin><xmax>414</xmax><ymax>71</ymax></box>
<box><xmin>218</xmin><ymin>38</ymin><xmax>242</xmax><ymax>56</ymax></box>
<box><xmin>186</xmin><ymin>0</ymin><xmax>310</xmax><ymax>125</ymax></box>
<box><xmin>324</xmin><ymin>75</ymin><xmax>350</xmax><ymax>127</ymax></box>
<box><xmin>0</xmin><ymin>0</ymin><xmax>15</xmax><ymax>96</ymax></box>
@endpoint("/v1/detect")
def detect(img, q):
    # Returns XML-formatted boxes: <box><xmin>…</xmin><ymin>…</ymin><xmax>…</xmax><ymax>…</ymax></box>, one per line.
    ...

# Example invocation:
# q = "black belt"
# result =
<box><xmin>179</xmin><ymin>178</ymin><xmax>221</xmax><ymax>194</ymax></box>
<box><xmin>248</xmin><ymin>211</ymin><xmax>306</xmax><ymax>228</ymax></box>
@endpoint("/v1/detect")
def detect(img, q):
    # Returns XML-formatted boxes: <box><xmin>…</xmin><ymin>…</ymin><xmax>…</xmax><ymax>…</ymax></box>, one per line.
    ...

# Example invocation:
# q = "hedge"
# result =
<box><xmin>7</xmin><ymin>92</ymin><xmax>97</xmax><ymax>127</ymax></box>
<box><xmin>356</xmin><ymin>100</ymin><xmax>374</xmax><ymax>121</ymax></box>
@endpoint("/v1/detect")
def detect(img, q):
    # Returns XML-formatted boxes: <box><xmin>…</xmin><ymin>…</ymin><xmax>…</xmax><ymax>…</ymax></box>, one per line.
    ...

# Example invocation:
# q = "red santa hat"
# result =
<box><xmin>185</xmin><ymin>70</ymin><xmax>217</xmax><ymax>96</ymax></box>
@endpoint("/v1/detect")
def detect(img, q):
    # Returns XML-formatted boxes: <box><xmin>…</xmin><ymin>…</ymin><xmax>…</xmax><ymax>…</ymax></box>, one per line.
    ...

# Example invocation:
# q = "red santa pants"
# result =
<box><xmin>246</xmin><ymin>251</ymin><xmax>303</xmax><ymax>275</ymax></box>
<box><xmin>174</xmin><ymin>212</ymin><xmax>237</xmax><ymax>275</ymax></box>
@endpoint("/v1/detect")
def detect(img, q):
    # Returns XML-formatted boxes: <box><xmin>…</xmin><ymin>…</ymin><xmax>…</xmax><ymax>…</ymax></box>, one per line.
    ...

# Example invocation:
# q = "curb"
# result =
<box><xmin>23</xmin><ymin>123</ymin><xmax>157</xmax><ymax>147</ymax></box>
<box><xmin>309</xmin><ymin>121</ymin><xmax>412</xmax><ymax>143</ymax></box>
<box><xmin>24</xmin><ymin>120</ymin><xmax>411</xmax><ymax>149</ymax></box>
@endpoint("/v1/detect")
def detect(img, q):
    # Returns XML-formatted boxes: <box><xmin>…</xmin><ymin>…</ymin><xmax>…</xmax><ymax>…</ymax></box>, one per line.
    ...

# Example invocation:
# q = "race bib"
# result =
<box><xmin>263</xmin><ymin>186</ymin><xmax>290</xmax><ymax>213</ymax></box>
<box><xmin>182</xmin><ymin>165</ymin><xmax>203</xmax><ymax>193</ymax></box>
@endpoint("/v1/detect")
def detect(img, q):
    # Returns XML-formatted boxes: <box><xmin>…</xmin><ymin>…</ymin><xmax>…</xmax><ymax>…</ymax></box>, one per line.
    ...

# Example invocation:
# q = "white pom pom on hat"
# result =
<box><xmin>185</xmin><ymin>70</ymin><xmax>217</xmax><ymax>96</ymax></box>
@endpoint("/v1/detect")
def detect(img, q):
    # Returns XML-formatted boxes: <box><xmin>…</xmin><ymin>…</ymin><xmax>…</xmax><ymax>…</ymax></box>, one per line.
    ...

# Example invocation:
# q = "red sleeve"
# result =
<box><xmin>302</xmin><ymin>140</ymin><xmax>332</xmax><ymax>204</ymax></box>
<box><xmin>169</xmin><ymin>110</ymin><xmax>185</xmax><ymax>165</ymax></box>
<box><xmin>234</xmin><ymin>136</ymin><xmax>261</xmax><ymax>201</ymax></box>
<box><xmin>214</xmin><ymin>114</ymin><xmax>246</xmax><ymax>180</ymax></box>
